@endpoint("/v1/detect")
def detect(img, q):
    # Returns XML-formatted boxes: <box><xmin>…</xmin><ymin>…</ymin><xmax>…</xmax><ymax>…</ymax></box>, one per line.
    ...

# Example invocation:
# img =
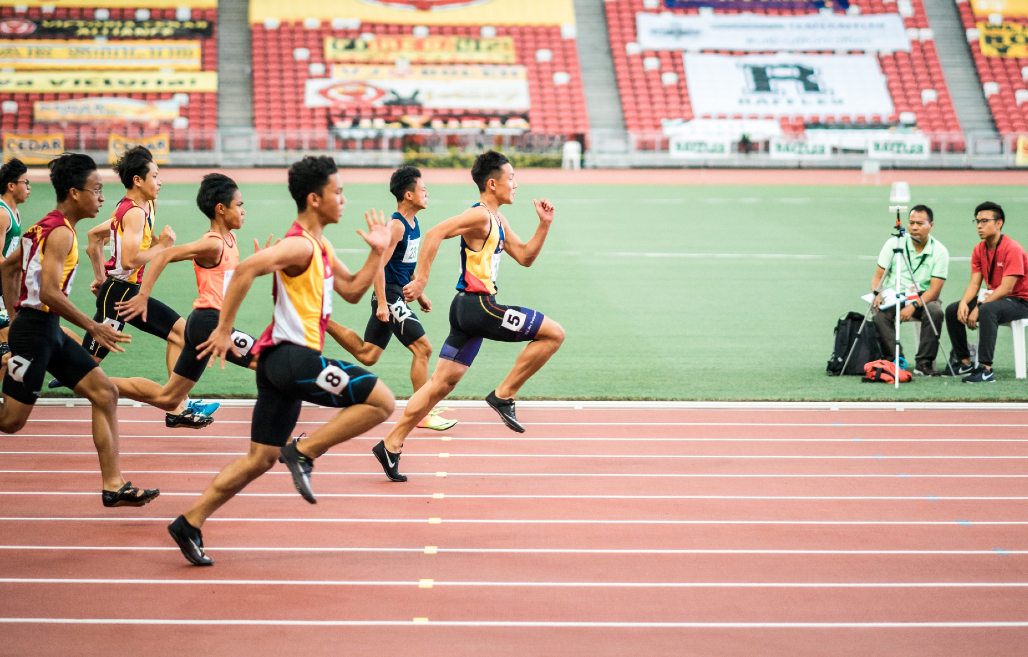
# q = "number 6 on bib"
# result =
<box><xmin>316</xmin><ymin>363</ymin><xmax>350</xmax><ymax>395</ymax></box>
<box><xmin>230</xmin><ymin>330</ymin><xmax>255</xmax><ymax>357</ymax></box>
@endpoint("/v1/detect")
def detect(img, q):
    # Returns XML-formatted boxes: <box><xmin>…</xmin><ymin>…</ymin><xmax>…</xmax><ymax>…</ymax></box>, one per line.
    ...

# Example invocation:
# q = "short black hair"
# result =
<box><xmin>288</xmin><ymin>156</ymin><xmax>338</xmax><ymax>212</ymax></box>
<box><xmin>910</xmin><ymin>204</ymin><xmax>933</xmax><ymax>224</ymax></box>
<box><xmin>390</xmin><ymin>166</ymin><xmax>421</xmax><ymax>202</ymax></box>
<box><xmin>0</xmin><ymin>158</ymin><xmax>27</xmax><ymax>195</ymax></box>
<box><xmin>49</xmin><ymin>153</ymin><xmax>97</xmax><ymax>202</ymax></box>
<box><xmin>471</xmin><ymin>151</ymin><xmax>510</xmax><ymax>192</ymax></box>
<box><xmin>196</xmin><ymin>173</ymin><xmax>239</xmax><ymax>219</ymax></box>
<box><xmin>113</xmin><ymin>146</ymin><xmax>154</xmax><ymax>189</ymax></box>
<box><xmin>975</xmin><ymin>201</ymin><xmax>1005</xmax><ymax>228</ymax></box>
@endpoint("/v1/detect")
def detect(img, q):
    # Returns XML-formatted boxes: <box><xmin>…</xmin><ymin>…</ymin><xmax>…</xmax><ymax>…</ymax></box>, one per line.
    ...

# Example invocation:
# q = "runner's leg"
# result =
<box><xmin>182</xmin><ymin>442</ymin><xmax>281</xmax><ymax>528</ymax></box>
<box><xmin>0</xmin><ymin>395</ymin><xmax>33</xmax><ymax>433</ymax></box>
<box><xmin>384</xmin><ymin>358</ymin><xmax>467</xmax><ymax>452</ymax></box>
<box><xmin>494</xmin><ymin>317</ymin><xmax>565</xmax><ymax>399</ymax></box>
<box><xmin>326</xmin><ymin>319</ymin><xmax>384</xmax><ymax>366</ymax></box>
<box><xmin>295</xmin><ymin>381</ymin><xmax>394</xmax><ymax>458</ymax></box>
<box><xmin>109</xmin><ymin>373</ymin><xmax>195</xmax><ymax>413</ymax></box>
<box><xmin>72</xmin><ymin>367</ymin><xmax>127</xmax><ymax>492</ymax></box>
<box><xmin>407</xmin><ymin>336</ymin><xmax>431</xmax><ymax>391</ymax></box>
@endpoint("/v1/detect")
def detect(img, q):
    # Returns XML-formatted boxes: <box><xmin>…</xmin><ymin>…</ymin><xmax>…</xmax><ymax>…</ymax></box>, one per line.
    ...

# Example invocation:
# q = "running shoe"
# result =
<box><xmin>0</xmin><ymin>342</ymin><xmax>9</xmax><ymax>357</ymax></box>
<box><xmin>165</xmin><ymin>407</ymin><xmax>214</xmax><ymax>429</ymax></box>
<box><xmin>101</xmin><ymin>481</ymin><xmax>160</xmax><ymax>507</ymax></box>
<box><xmin>187</xmin><ymin>399</ymin><xmax>221</xmax><ymax>417</ymax></box>
<box><xmin>485</xmin><ymin>390</ymin><xmax>524</xmax><ymax>433</ymax></box>
<box><xmin>372</xmin><ymin>440</ymin><xmax>407</xmax><ymax>482</ymax></box>
<box><xmin>962</xmin><ymin>366</ymin><xmax>997</xmax><ymax>383</ymax></box>
<box><xmin>944</xmin><ymin>359</ymin><xmax>975</xmax><ymax>376</ymax></box>
<box><xmin>913</xmin><ymin>364</ymin><xmax>940</xmax><ymax>377</ymax></box>
<box><xmin>417</xmin><ymin>407</ymin><xmax>458</xmax><ymax>431</ymax></box>
<box><xmin>279</xmin><ymin>437</ymin><xmax>317</xmax><ymax>503</ymax></box>
<box><xmin>48</xmin><ymin>378</ymin><xmax>67</xmax><ymax>389</ymax></box>
<box><xmin>168</xmin><ymin>515</ymin><xmax>213</xmax><ymax>566</ymax></box>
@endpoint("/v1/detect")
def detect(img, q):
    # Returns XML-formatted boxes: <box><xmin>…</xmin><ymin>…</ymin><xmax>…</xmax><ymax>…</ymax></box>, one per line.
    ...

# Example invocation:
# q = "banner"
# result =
<box><xmin>2</xmin><ymin>132</ymin><xmax>64</xmax><ymax>165</ymax></box>
<box><xmin>972</xmin><ymin>0</ymin><xmax>1028</xmax><ymax>18</ymax></box>
<box><xmin>768</xmin><ymin>138</ymin><xmax>831</xmax><ymax>159</ymax></box>
<box><xmin>637</xmin><ymin>13</ymin><xmax>910</xmax><ymax>52</ymax></box>
<box><xmin>250</xmin><ymin>0</ymin><xmax>574</xmax><ymax>26</ymax></box>
<box><xmin>0</xmin><ymin>18</ymin><xmax>213</xmax><ymax>39</ymax></box>
<box><xmin>668</xmin><ymin>137</ymin><xmax>733</xmax><ymax>159</ymax></box>
<box><xmin>665</xmin><ymin>0</ymin><xmax>848</xmax><ymax>9</ymax></box>
<box><xmin>0</xmin><ymin>40</ymin><xmax>201</xmax><ymax>70</ymax></box>
<box><xmin>683</xmin><ymin>53</ymin><xmax>894</xmax><ymax>119</ymax></box>
<box><xmin>35</xmin><ymin>97</ymin><xmax>182</xmax><ymax>123</ymax></box>
<box><xmin>867</xmin><ymin>134</ymin><xmax>930</xmax><ymax>160</ymax></box>
<box><xmin>324</xmin><ymin>36</ymin><xmax>515</xmax><ymax>64</ymax></box>
<box><xmin>3</xmin><ymin>0</ymin><xmax>216</xmax><ymax>7</ymax></box>
<box><xmin>0</xmin><ymin>71</ymin><xmax>217</xmax><ymax>93</ymax></box>
<box><xmin>329</xmin><ymin>110</ymin><xmax>529</xmax><ymax>134</ymax></box>
<box><xmin>109</xmin><ymin>133</ymin><xmax>170</xmax><ymax>165</ymax></box>
<box><xmin>1017</xmin><ymin>135</ymin><xmax>1028</xmax><ymax>166</ymax></box>
<box><xmin>979</xmin><ymin>22</ymin><xmax>1028</xmax><ymax>58</ymax></box>
<box><xmin>309</xmin><ymin>65</ymin><xmax>530</xmax><ymax>110</ymax></box>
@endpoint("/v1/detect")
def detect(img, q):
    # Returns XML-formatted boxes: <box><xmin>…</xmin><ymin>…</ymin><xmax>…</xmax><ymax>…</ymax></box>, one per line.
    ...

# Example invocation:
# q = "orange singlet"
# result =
<box><xmin>193</xmin><ymin>231</ymin><xmax>238</xmax><ymax>311</ymax></box>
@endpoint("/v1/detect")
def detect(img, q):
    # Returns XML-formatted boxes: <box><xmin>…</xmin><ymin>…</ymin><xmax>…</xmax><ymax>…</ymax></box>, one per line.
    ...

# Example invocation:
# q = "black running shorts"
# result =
<box><xmin>251</xmin><ymin>342</ymin><xmax>379</xmax><ymax>448</ymax></box>
<box><xmin>363</xmin><ymin>283</ymin><xmax>427</xmax><ymax>350</ymax></box>
<box><xmin>3</xmin><ymin>308</ymin><xmax>99</xmax><ymax>404</ymax></box>
<box><xmin>173</xmin><ymin>308</ymin><xmax>256</xmax><ymax>382</ymax></box>
<box><xmin>439</xmin><ymin>291</ymin><xmax>545</xmax><ymax>367</ymax></box>
<box><xmin>84</xmin><ymin>277</ymin><xmax>182</xmax><ymax>359</ymax></box>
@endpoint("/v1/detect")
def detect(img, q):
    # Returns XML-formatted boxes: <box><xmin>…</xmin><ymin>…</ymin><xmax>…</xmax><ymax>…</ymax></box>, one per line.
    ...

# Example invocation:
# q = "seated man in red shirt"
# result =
<box><xmin>945</xmin><ymin>201</ymin><xmax>1028</xmax><ymax>382</ymax></box>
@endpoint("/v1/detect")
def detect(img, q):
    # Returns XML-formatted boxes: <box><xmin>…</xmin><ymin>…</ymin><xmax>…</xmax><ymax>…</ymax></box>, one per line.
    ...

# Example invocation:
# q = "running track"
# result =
<box><xmin>0</xmin><ymin>404</ymin><xmax>1025</xmax><ymax>656</ymax></box>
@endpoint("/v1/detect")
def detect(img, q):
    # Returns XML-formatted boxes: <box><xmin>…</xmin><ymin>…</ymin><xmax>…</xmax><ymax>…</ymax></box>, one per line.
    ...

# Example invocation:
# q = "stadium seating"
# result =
<box><xmin>250</xmin><ymin>20</ymin><xmax>589</xmax><ymax>149</ymax></box>
<box><xmin>605</xmin><ymin>0</ymin><xmax>962</xmax><ymax>151</ymax></box>
<box><xmin>0</xmin><ymin>5</ymin><xmax>217</xmax><ymax>151</ymax></box>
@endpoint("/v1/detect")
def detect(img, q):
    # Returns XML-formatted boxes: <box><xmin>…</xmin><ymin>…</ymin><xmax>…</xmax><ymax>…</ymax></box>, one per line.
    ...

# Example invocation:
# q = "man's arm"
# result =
<box><xmin>870</xmin><ymin>266</ymin><xmax>886</xmax><ymax>308</ymax></box>
<box><xmin>920</xmin><ymin>277</ymin><xmax>944</xmax><ymax>305</ymax></box>
<box><xmin>85</xmin><ymin>219</ymin><xmax>111</xmax><ymax>292</ymax></box>
<box><xmin>1</xmin><ymin>244</ymin><xmax>22</xmax><ymax>320</ymax></box>
<box><xmin>403</xmin><ymin>206</ymin><xmax>491</xmax><ymax>302</ymax></box>
<box><xmin>114</xmin><ymin>236</ymin><xmax>223</xmax><ymax>322</ymax></box>
<box><xmin>328</xmin><ymin>211</ymin><xmax>391</xmax><ymax>304</ymax></box>
<box><xmin>499</xmin><ymin>198</ymin><xmax>555</xmax><ymax>267</ymax></box>
<box><xmin>956</xmin><ymin>272</ymin><xmax>983</xmax><ymax>326</ymax></box>
<box><xmin>118</xmin><ymin>207</ymin><xmax>175</xmax><ymax>271</ymax></box>
<box><xmin>371</xmin><ymin>220</ymin><xmax>404</xmax><ymax>319</ymax></box>
<box><xmin>982</xmin><ymin>275</ymin><xmax>1019</xmax><ymax>304</ymax></box>
<box><xmin>40</xmin><ymin>227</ymin><xmax>129</xmax><ymax>353</ymax></box>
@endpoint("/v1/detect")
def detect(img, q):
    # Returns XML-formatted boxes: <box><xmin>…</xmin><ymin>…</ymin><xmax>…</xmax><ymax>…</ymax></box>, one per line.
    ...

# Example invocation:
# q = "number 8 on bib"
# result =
<box><xmin>316</xmin><ymin>363</ymin><xmax>350</xmax><ymax>395</ymax></box>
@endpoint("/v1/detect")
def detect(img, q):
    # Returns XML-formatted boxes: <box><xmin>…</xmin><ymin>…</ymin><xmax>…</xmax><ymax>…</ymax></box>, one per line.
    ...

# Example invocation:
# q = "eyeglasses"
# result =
<box><xmin>75</xmin><ymin>187</ymin><xmax>103</xmax><ymax>197</ymax></box>
<box><xmin>16</xmin><ymin>179</ymin><xmax>29</xmax><ymax>186</ymax></box>
<box><xmin>973</xmin><ymin>218</ymin><xmax>995</xmax><ymax>226</ymax></box>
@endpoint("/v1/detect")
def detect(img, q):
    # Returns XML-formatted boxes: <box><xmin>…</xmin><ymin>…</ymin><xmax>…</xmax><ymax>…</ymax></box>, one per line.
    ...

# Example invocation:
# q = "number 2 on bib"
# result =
<box><xmin>316</xmin><ymin>363</ymin><xmax>350</xmax><ymax>395</ymax></box>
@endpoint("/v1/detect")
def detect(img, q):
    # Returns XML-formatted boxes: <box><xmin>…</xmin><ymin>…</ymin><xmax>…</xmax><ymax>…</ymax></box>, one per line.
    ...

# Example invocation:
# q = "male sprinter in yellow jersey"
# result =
<box><xmin>372</xmin><ymin>151</ymin><xmax>564</xmax><ymax>482</ymax></box>
<box><xmin>0</xmin><ymin>153</ymin><xmax>158</xmax><ymax>507</ymax></box>
<box><xmin>168</xmin><ymin>156</ymin><xmax>395</xmax><ymax>566</ymax></box>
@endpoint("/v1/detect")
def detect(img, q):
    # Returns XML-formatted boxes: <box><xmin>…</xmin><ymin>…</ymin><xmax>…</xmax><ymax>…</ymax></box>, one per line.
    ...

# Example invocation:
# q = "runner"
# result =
<box><xmin>371</xmin><ymin>151</ymin><xmax>564</xmax><ymax>482</ymax></box>
<box><xmin>79</xmin><ymin>146</ymin><xmax>214</xmax><ymax>428</ymax></box>
<box><xmin>326</xmin><ymin>166</ymin><xmax>456</xmax><ymax>431</ymax></box>
<box><xmin>0</xmin><ymin>153</ymin><xmax>158</xmax><ymax>507</ymax></box>
<box><xmin>168</xmin><ymin>156</ymin><xmax>395</xmax><ymax>566</ymax></box>
<box><xmin>0</xmin><ymin>158</ymin><xmax>28</xmax><ymax>358</ymax></box>
<box><xmin>107</xmin><ymin>174</ymin><xmax>260</xmax><ymax>416</ymax></box>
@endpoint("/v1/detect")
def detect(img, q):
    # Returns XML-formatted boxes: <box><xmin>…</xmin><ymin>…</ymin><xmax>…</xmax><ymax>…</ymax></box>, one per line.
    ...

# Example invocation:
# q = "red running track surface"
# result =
<box><xmin>0</xmin><ymin>405</ymin><xmax>1026</xmax><ymax>655</ymax></box>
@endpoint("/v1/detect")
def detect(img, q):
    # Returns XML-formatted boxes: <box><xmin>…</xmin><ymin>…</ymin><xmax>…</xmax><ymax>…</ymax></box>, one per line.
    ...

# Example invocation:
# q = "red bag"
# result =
<box><xmin>862</xmin><ymin>360</ymin><xmax>913</xmax><ymax>383</ymax></box>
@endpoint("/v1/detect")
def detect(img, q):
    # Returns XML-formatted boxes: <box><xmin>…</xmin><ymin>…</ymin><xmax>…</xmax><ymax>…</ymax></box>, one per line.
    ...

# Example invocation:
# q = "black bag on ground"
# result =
<box><xmin>827</xmin><ymin>312</ymin><xmax>883</xmax><ymax>376</ymax></box>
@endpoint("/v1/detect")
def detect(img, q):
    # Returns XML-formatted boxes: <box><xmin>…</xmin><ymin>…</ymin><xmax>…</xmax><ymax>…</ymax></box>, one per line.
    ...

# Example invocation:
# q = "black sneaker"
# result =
<box><xmin>914</xmin><ymin>364</ymin><xmax>940</xmax><ymax>377</ymax></box>
<box><xmin>279</xmin><ymin>437</ymin><xmax>317</xmax><ymax>503</ymax></box>
<box><xmin>372</xmin><ymin>440</ymin><xmax>407</xmax><ymax>482</ymax></box>
<box><xmin>167</xmin><ymin>515</ymin><xmax>213</xmax><ymax>566</ymax></box>
<box><xmin>962</xmin><ymin>366</ymin><xmax>997</xmax><ymax>383</ymax></box>
<box><xmin>48</xmin><ymin>378</ymin><xmax>67</xmax><ymax>389</ymax></box>
<box><xmin>166</xmin><ymin>408</ymin><xmax>214</xmax><ymax>429</ymax></box>
<box><xmin>486</xmin><ymin>390</ymin><xmax>525</xmax><ymax>433</ymax></box>
<box><xmin>944</xmin><ymin>359</ymin><xmax>975</xmax><ymax>377</ymax></box>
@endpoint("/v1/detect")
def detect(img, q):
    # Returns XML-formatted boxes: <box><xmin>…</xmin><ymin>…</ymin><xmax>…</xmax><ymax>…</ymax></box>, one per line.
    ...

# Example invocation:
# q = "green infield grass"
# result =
<box><xmin>18</xmin><ymin>178</ymin><xmax>1028</xmax><ymax>401</ymax></box>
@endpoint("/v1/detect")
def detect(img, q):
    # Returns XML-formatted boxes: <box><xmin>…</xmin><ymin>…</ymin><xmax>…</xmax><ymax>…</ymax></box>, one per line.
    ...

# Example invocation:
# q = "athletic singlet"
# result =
<box><xmin>252</xmin><ymin>222</ymin><xmax>333</xmax><ymax>354</ymax></box>
<box><xmin>193</xmin><ymin>231</ymin><xmax>238</xmax><ymax>311</ymax></box>
<box><xmin>18</xmin><ymin>209</ymin><xmax>78</xmax><ymax>314</ymax></box>
<box><xmin>383</xmin><ymin>212</ymin><xmax>420</xmax><ymax>287</ymax></box>
<box><xmin>0</xmin><ymin>198</ymin><xmax>21</xmax><ymax>259</ymax></box>
<box><xmin>104</xmin><ymin>196</ymin><xmax>156</xmax><ymax>284</ymax></box>
<box><xmin>455</xmin><ymin>203</ymin><xmax>504</xmax><ymax>295</ymax></box>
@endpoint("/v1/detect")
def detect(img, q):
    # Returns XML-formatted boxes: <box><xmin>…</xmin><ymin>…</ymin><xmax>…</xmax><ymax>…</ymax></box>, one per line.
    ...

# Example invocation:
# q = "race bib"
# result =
<box><xmin>102</xmin><ymin>317</ymin><xmax>125</xmax><ymax>332</ymax></box>
<box><xmin>388</xmin><ymin>297</ymin><xmax>413</xmax><ymax>323</ymax></box>
<box><xmin>322</xmin><ymin>276</ymin><xmax>333</xmax><ymax>317</ymax></box>
<box><xmin>501</xmin><ymin>308</ymin><xmax>527</xmax><ymax>332</ymax></box>
<box><xmin>403</xmin><ymin>237</ymin><xmax>420</xmax><ymax>264</ymax></box>
<box><xmin>315</xmin><ymin>363</ymin><xmax>350</xmax><ymax>395</ymax></box>
<box><xmin>229</xmin><ymin>329</ymin><xmax>254</xmax><ymax>357</ymax></box>
<box><xmin>221</xmin><ymin>270</ymin><xmax>234</xmax><ymax>297</ymax></box>
<box><xmin>490</xmin><ymin>252</ymin><xmax>502</xmax><ymax>284</ymax></box>
<box><xmin>978</xmin><ymin>287</ymin><xmax>990</xmax><ymax>303</ymax></box>
<box><xmin>6</xmin><ymin>355</ymin><xmax>30</xmax><ymax>382</ymax></box>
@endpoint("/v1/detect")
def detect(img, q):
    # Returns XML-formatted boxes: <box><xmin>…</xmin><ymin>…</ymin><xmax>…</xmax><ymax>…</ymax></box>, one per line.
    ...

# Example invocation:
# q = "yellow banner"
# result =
<box><xmin>0</xmin><ymin>40</ymin><xmax>201</xmax><ymax>70</ymax></box>
<box><xmin>1017</xmin><ymin>136</ymin><xmax>1028</xmax><ymax>166</ymax></box>
<box><xmin>2</xmin><ymin>0</ymin><xmax>216</xmax><ymax>7</ymax></box>
<box><xmin>108</xmin><ymin>133</ymin><xmax>170</xmax><ymax>165</ymax></box>
<box><xmin>979</xmin><ymin>21</ymin><xmax>1028</xmax><ymax>57</ymax></box>
<box><xmin>2</xmin><ymin>132</ymin><xmax>64</xmax><ymax>165</ymax></box>
<box><xmin>36</xmin><ymin>97</ymin><xmax>181</xmax><ymax>123</ymax></box>
<box><xmin>0</xmin><ymin>71</ymin><xmax>217</xmax><ymax>93</ymax></box>
<box><xmin>325</xmin><ymin>35</ymin><xmax>514</xmax><ymax>64</ymax></box>
<box><xmin>972</xmin><ymin>0</ymin><xmax>1028</xmax><ymax>17</ymax></box>
<box><xmin>251</xmin><ymin>0</ymin><xmax>574</xmax><ymax>26</ymax></box>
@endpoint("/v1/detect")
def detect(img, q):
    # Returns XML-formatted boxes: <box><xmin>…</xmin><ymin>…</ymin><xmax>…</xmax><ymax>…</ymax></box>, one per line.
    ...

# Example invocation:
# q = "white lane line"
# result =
<box><xmin>6</xmin><ymin>451</ymin><xmax>1025</xmax><ymax>460</ymax></box>
<box><xmin>2</xmin><ymin>578</ymin><xmax>1026</xmax><ymax>588</ymax></box>
<box><xmin>1</xmin><ymin>546</ymin><xmax>1024</xmax><ymax>555</ymax></box>
<box><xmin>4</xmin><ymin>470</ymin><xmax>1027</xmax><ymax>478</ymax></box>
<box><xmin>2</xmin><ymin>492</ymin><xmax>1024</xmax><ymax>501</ymax></box>
<box><xmin>2</xmin><ymin>518</ymin><xmax>1025</xmax><ymax>525</ymax></box>
<box><xmin>8</xmin><ymin>435</ymin><xmax>1028</xmax><ymax>443</ymax></box>
<box><xmin>595</xmin><ymin>251</ymin><xmax>826</xmax><ymax>260</ymax></box>
<box><xmin>1</xmin><ymin>619</ymin><xmax>1026</xmax><ymax>628</ymax></box>
<box><xmin>22</xmin><ymin>420</ymin><xmax>1028</xmax><ymax>428</ymax></box>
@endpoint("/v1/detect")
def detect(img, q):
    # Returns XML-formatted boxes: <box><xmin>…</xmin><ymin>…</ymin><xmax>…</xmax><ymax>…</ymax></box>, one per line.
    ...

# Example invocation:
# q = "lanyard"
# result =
<box><xmin>904</xmin><ymin>237</ymin><xmax>928</xmax><ymax>277</ymax></box>
<box><xmin>985</xmin><ymin>235</ymin><xmax>1004</xmax><ymax>288</ymax></box>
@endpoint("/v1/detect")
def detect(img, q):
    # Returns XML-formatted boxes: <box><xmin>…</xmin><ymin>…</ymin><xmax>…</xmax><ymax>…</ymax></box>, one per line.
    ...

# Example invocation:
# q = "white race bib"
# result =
<box><xmin>403</xmin><ymin>237</ymin><xmax>420</xmax><ymax>264</ymax></box>
<box><xmin>315</xmin><ymin>363</ymin><xmax>350</xmax><ymax>395</ymax></box>
<box><xmin>501</xmin><ymin>308</ymin><xmax>527</xmax><ymax>332</ymax></box>
<box><xmin>6</xmin><ymin>355</ymin><xmax>30</xmax><ymax>382</ymax></box>
<box><xmin>388</xmin><ymin>297</ymin><xmax>413</xmax><ymax>323</ymax></box>
<box><xmin>222</xmin><ymin>270</ymin><xmax>234</xmax><ymax>297</ymax></box>
<box><xmin>490</xmin><ymin>252</ymin><xmax>501</xmax><ymax>285</ymax></box>
<box><xmin>102</xmin><ymin>316</ymin><xmax>125</xmax><ymax>332</ymax></box>
<box><xmin>322</xmin><ymin>276</ymin><xmax>333</xmax><ymax>317</ymax></box>
<box><xmin>229</xmin><ymin>329</ymin><xmax>254</xmax><ymax>357</ymax></box>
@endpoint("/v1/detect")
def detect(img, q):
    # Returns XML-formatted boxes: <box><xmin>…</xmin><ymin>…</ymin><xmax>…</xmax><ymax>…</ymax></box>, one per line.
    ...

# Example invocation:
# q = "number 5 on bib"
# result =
<box><xmin>501</xmin><ymin>308</ymin><xmax>526</xmax><ymax>331</ymax></box>
<box><xmin>316</xmin><ymin>363</ymin><xmax>350</xmax><ymax>395</ymax></box>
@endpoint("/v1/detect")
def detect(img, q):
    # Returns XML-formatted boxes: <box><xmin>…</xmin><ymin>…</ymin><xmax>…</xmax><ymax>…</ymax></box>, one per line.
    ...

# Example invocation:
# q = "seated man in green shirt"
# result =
<box><xmin>870</xmin><ymin>205</ymin><xmax>949</xmax><ymax>376</ymax></box>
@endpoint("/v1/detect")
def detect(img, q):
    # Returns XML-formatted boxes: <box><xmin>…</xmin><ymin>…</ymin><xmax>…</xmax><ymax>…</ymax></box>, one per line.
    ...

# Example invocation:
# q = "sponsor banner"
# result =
<box><xmin>5</xmin><ymin>0</ymin><xmax>216</xmax><ymax>7</ymax></box>
<box><xmin>972</xmin><ymin>0</ymin><xmax>1028</xmax><ymax>18</ymax></box>
<box><xmin>2</xmin><ymin>132</ymin><xmax>64</xmax><ymax>165</ymax></box>
<box><xmin>668</xmin><ymin>136</ymin><xmax>733</xmax><ymax>159</ymax></box>
<box><xmin>330</xmin><ymin>110</ymin><xmax>530</xmax><ymax>134</ymax></box>
<box><xmin>309</xmin><ymin>65</ymin><xmax>530</xmax><ymax>110</ymax></box>
<box><xmin>979</xmin><ymin>22</ymin><xmax>1028</xmax><ymax>58</ymax></box>
<box><xmin>324</xmin><ymin>36</ymin><xmax>515</xmax><ymax>64</ymax></box>
<box><xmin>0</xmin><ymin>40</ymin><xmax>201</xmax><ymax>70</ymax></box>
<box><xmin>1016</xmin><ymin>135</ymin><xmax>1028</xmax><ymax>166</ymax></box>
<box><xmin>0</xmin><ymin>18</ymin><xmax>213</xmax><ymax>39</ymax></box>
<box><xmin>637</xmin><ymin>13</ymin><xmax>909</xmax><ymax>52</ymax></box>
<box><xmin>867</xmin><ymin>134</ymin><xmax>930</xmax><ymax>159</ymax></box>
<box><xmin>250</xmin><ymin>0</ymin><xmax>574</xmax><ymax>26</ymax></box>
<box><xmin>768</xmin><ymin>138</ymin><xmax>831</xmax><ymax>159</ymax></box>
<box><xmin>35</xmin><ymin>97</ymin><xmax>182</xmax><ymax>123</ymax></box>
<box><xmin>683</xmin><ymin>53</ymin><xmax>894</xmax><ymax>119</ymax></box>
<box><xmin>109</xmin><ymin>133</ymin><xmax>170</xmax><ymax>165</ymax></box>
<box><xmin>0</xmin><ymin>71</ymin><xmax>217</xmax><ymax>93</ymax></box>
<box><xmin>665</xmin><ymin>0</ymin><xmax>849</xmax><ymax>9</ymax></box>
